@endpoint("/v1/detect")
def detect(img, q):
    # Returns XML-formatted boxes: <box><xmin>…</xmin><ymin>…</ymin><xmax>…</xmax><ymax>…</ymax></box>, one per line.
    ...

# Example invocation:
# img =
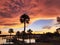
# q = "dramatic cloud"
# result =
<box><xmin>0</xmin><ymin>0</ymin><xmax>60</xmax><ymax>26</ymax></box>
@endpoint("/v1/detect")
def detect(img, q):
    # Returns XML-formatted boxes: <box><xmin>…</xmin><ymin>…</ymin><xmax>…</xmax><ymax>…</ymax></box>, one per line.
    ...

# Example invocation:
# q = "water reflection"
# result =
<box><xmin>0</xmin><ymin>37</ymin><xmax>6</xmax><ymax>44</ymax></box>
<box><xmin>19</xmin><ymin>39</ymin><xmax>35</xmax><ymax>43</ymax></box>
<box><xmin>0</xmin><ymin>37</ymin><xmax>35</xmax><ymax>44</ymax></box>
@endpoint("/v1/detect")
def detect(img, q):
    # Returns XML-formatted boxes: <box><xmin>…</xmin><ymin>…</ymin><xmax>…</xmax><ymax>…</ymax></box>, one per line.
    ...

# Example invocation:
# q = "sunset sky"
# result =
<box><xmin>0</xmin><ymin>0</ymin><xmax>60</xmax><ymax>34</ymax></box>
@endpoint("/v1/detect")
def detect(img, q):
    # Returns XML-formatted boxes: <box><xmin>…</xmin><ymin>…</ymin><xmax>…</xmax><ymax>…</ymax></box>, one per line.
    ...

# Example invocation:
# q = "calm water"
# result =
<box><xmin>0</xmin><ymin>37</ymin><xmax>6</xmax><ymax>44</ymax></box>
<box><xmin>19</xmin><ymin>39</ymin><xmax>35</xmax><ymax>43</ymax></box>
<box><xmin>0</xmin><ymin>37</ymin><xmax>35</xmax><ymax>44</ymax></box>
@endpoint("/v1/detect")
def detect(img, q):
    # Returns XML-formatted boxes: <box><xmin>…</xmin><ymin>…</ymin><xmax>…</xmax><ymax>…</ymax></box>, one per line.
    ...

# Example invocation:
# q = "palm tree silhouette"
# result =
<box><xmin>20</xmin><ymin>14</ymin><xmax>30</xmax><ymax>32</ymax></box>
<box><xmin>20</xmin><ymin>14</ymin><xmax>30</xmax><ymax>42</ymax></box>
<box><xmin>27</xmin><ymin>29</ymin><xmax>32</xmax><ymax>44</ymax></box>
<box><xmin>8</xmin><ymin>28</ymin><xmax>14</xmax><ymax>42</ymax></box>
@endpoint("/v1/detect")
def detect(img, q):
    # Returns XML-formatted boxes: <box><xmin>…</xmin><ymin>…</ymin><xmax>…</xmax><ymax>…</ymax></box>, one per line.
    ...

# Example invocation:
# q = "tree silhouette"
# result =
<box><xmin>56</xmin><ymin>28</ymin><xmax>60</xmax><ymax>33</ymax></box>
<box><xmin>16</xmin><ymin>31</ymin><xmax>20</xmax><ymax>40</ymax></box>
<box><xmin>0</xmin><ymin>31</ymin><xmax>1</xmax><ymax>34</ymax></box>
<box><xmin>20</xmin><ymin>14</ymin><xmax>30</xmax><ymax>43</ymax></box>
<box><xmin>27</xmin><ymin>29</ymin><xmax>32</xmax><ymax>44</ymax></box>
<box><xmin>21</xmin><ymin>31</ymin><xmax>27</xmax><ymax>40</ymax></box>
<box><xmin>54</xmin><ymin>28</ymin><xmax>60</xmax><ymax>37</ymax></box>
<box><xmin>8</xmin><ymin>28</ymin><xmax>14</xmax><ymax>42</ymax></box>
<box><xmin>46</xmin><ymin>32</ymin><xmax>53</xmax><ymax>38</ymax></box>
<box><xmin>20</xmin><ymin>14</ymin><xmax>30</xmax><ymax>32</ymax></box>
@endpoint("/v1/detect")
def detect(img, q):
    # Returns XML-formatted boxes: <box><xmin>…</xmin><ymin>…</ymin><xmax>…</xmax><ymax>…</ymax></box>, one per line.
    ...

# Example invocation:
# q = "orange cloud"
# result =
<box><xmin>0</xmin><ymin>0</ymin><xmax>60</xmax><ymax>27</ymax></box>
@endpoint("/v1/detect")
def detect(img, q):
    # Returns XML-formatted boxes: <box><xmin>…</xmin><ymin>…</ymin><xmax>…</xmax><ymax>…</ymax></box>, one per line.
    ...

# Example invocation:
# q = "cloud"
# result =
<box><xmin>0</xmin><ymin>12</ymin><xmax>12</xmax><ymax>18</ymax></box>
<box><xmin>42</xmin><ymin>26</ymin><xmax>51</xmax><ymax>29</ymax></box>
<box><xmin>0</xmin><ymin>0</ymin><xmax>60</xmax><ymax>17</ymax></box>
<box><xmin>0</xmin><ymin>0</ymin><xmax>60</xmax><ymax>26</ymax></box>
<box><xmin>0</xmin><ymin>23</ymin><xmax>18</xmax><ymax>26</ymax></box>
<box><xmin>45</xmin><ymin>0</ymin><xmax>60</xmax><ymax>8</ymax></box>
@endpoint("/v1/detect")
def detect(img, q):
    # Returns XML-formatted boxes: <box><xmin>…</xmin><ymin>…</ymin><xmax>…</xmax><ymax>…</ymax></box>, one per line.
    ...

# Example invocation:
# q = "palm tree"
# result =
<box><xmin>16</xmin><ymin>31</ymin><xmax>20</xmax><ymax>40</ymax></box>
<box><xmin>8</xmin><ymin>28</ymin><xmax>14</xmax><ymax>42</ymax></box>
<box><xmin>20</xmin><ymin>14</ymin><xmax>30</xmax><ymax>42</ymax></box>
<box><xmin>27</xmin><ymin>29</ymin><xmax>32</xmax><ymax>44</ymax></box>
<box><xmin>20</xmin><ymin>14</ymin><xmax>30</xmax><ymax>32</ymax></box>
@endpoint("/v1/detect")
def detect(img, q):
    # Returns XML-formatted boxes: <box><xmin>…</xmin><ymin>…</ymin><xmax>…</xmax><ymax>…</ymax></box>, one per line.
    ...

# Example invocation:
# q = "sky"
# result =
<box><xmin>0</xmin><ymin>0</ymin><xmax>60</xmax><ymax>34</ymax></box>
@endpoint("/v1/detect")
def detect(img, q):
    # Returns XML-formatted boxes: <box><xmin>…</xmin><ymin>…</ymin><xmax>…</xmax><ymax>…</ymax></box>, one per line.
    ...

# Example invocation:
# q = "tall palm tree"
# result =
<box><xmin>20</xmin><ymin>14</ymin><xmax>30</xmax><ymax>42</ymax></box>
<box><xmin>20</xmin><ymin>14</ymin><xmax>30</xmax><ymax>32</ymax></box>
<box><xmin>27</xmin><ymin>29</ymin><xmax>32</xmax><ymax>44</ymax></box>
<box><xmin>8</xmin><ymin>28</ymin><xmax>14</xmax><ymax>42</ymax></box>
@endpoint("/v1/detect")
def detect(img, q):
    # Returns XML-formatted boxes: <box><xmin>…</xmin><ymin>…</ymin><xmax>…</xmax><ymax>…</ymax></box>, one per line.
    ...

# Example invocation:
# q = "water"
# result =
<box><xmin>25</xmin><ymin>39</ymin><xmax>35</xmax><ymax>43</ymax></box>
<box><xmin>0</xmin><ymin>37</ymin><xmax>35</xmax><ymax>44</ymax></box>
<box><xmin>19</xmin><ymin>39</ymin><xmax>35</xmax><ymax>43</ymax></box>
<box><xmin>0</xmin><ymin>37</ymin><xmax>6</xmax><ymax>44</ymax></box>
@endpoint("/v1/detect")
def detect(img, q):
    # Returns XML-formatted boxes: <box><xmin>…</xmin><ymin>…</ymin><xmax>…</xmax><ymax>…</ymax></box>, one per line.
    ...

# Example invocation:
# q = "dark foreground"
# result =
<box><xmin>1</xmin><ymin>42</ymin><xmax>60</xmax><ymax>45</ymax></box>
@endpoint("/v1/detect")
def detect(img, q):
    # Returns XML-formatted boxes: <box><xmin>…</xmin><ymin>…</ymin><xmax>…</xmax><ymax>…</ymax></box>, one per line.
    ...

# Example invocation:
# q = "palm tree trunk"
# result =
<box><xmin>24</xmin><ymin>21</ymin><xmax>26</xmax><ymax>32</ymax></box>
<box><xmin>23</xmin><ymin>21</ymin><xmax>26</xmax><ymax>45</ymax></box>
